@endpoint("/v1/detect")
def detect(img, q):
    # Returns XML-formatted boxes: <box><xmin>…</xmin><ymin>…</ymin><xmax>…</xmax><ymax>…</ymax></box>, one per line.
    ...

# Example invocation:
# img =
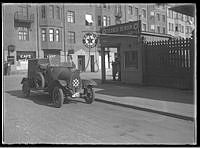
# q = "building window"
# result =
<box><xmin>98</xmin><ymin>16</ymin><xmax>101</xmax><ymax>26</ymax></box>
<box><xmin>67</xmin><ymin>11</ymin><xmax>75</xmax><ymax>23</ymax></box>
<box><xmin>163</xmin><ymin>27</ymin><xmax>165</xmax><ymax>34</ymax></box>
<box><xmin>172</xmin><ymin>23</ymin><xmax>174</xmax><ymax>31</ymax></box>
<box><xmin>49</xmin><ymin>5</ymin><xmax>54</xmax><ymax>18</ymax></box>
<box><xmin>157</xmin><ymin>26</ymin><xmax>160</xmax><ymax>33</ymax></box>
<box><xmin>175</xmin><ymin>24</ymin><xmax>178</xmax><ymax>32</ymax></box>
<box><xmin>128</xmin><ymin>6</ymin><xmax>133</xmax><ymax>15</ymax></box>
<box><xmin>125</xmin><ymin>51</ymin><xmax>138</xmax><ymax>68</ymax></box>
<box><xmin>103</xmin><ymin>4</ymin><xmax>106</xmax><ymax>8</ymax></box>
<box><xmin>41</xmin><ymin>5</ymin><xmax>46</xmax><ymax>18</ymax></box>
<box><xmin>135</xmin><ymin>7</ymin><xmax>139</xmax><ymax>17</ymax></box>
<box><xmin>182</xmin><ymin>26</ymin><xmax>184</xmax><ymax>33</ymax></box>
<box><xmin>162</xmin><ymin>15</ymin><xmax>165</xmax><ymax>22</ymax></box>
<box><xmin>49</xmin><ymin>28</ymin><xmax>54</xmax><ymax>42</ymax></box>
<box><xmin>103</xmin><ymin>16</ymin><xmax>107</xmax><ymax>27</ymax></box>
<box><xmin>108</xmin><ymin>4</ymin><xmax>110</xmax><ymax>9</ymax></box>
<box><xmin>168</xmin><ymin>22</ymin><xmax>171</xmax><ymax>31</ymax></box>
<box><xmin>19</xmin><ymin>5</ymin><xmax>28</xmax><ymax>15</ymax></box>
<box><xmin>68</xmin><ymin>31</ymin><xmax>75</xmax><ymax>43</ymax></box>
<box><xmin>107</xmin><ymin>16</ymin><xmax>111</xmax><ymax>26</ymax></box>
<box><xmin>142</xmin><ymin>23</ymin><xmax>146</xmax><ymax>31</ymax></box>
<box><xmin>116</xmin><ymin>5</ymin><xmax>121</xmax><ymax>14</ymax></box>
<box><xmin>56</xmin><ymin>6</ymin><xmax>60</xmax><ymax>20</ymax></box>
<box><xmin>18</xmin><ymin>27</ymin><xmax>29</xmax><ymax>41</ymax></box>
<box><xmin>55</xmin><ymin>29</ymin><xmax>60</xmax><ymax>42</ymax></box>
<box><xmin>178</xmin><ymin>24</ymin><xmax>181</xmax><ymax>32</ymax></box>
<box><xmin>157</xmin><ymin>13</ymin><xmax>160</xmax><ymax>21</ymax></box>
<box><xmin>97</xmin><ymin>4</ymin><xmax>101</xmax><ymax>8</ymax></box>
<box><xmin>168</xmin><ymin>10</ymin><xmax>173</xmax><ymax>18</ymax></box>
<box><xmin>41</xmin><ymin>28</ymin><xmax>47</xmax><ymax>41</ymax></box>
<box><xmin>85</xmin><ymin>14</ymin><xmax>93</xmax><ymax>26</ymax></box>
<box><xmin>142</xmin><ymin>9</ymin><xmax>146</xmax><ymax>18</ymax></box>
<box><xmin>150</xmin><ymin>24</ymin><xmax>155</xmax><ymax>30</ymax></box>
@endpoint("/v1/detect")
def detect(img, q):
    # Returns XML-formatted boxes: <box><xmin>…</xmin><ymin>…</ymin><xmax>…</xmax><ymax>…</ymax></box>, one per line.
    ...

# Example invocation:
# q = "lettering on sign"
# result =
<box><xmin>101</xmin><ymin>20</ymin><xmax>141</xmax><ymax>35</ymax></box>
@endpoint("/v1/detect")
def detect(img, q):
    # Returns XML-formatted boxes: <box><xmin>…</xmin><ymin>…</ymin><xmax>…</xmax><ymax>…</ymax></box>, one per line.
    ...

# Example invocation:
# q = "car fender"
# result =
<box><xmin>48</xmin><ymin>79</ymin><xmax>67</xmax><ymax>92</ymax></box>
<box><xmin>82</xmin><ymin>79</ymin><xmax>97</xmax><ymax>88</ymax></box>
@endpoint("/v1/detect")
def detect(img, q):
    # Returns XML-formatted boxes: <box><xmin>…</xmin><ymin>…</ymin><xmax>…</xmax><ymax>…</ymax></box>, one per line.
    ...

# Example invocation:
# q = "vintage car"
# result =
<box><xmin>21</xmin><ymin>57</ymin><xmax>97</xmax><ymax>108</ymax></box>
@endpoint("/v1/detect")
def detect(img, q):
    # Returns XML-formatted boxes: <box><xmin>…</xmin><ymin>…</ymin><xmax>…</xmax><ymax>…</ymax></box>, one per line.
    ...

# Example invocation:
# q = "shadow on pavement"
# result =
<box><xmin>5</xmin><ymin>90</ymin><xmax>86</xmax><ymax>108</ymax></box>
<box><xmin>92</xmin><ymin>79</ymin><xmax>194</xmax><ymax>104</ymax></box>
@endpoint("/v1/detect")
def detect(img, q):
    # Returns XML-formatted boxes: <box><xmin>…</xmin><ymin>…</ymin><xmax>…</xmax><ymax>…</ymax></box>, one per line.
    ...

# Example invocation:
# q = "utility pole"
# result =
<box><xmin>63</xmin><ymin>4</ymin><xmax>66</xmax><ymax>62</ymax></box>
<box><xmin>36</xmin><ymin>5</ymin><xmax>40</xmax><ymax>58</ymax></box>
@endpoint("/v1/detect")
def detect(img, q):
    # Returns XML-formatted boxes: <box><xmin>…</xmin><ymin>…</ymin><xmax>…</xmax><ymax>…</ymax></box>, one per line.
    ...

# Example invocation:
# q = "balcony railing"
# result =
<box><xmin>14</xmin><ymin>11</ymin><xmax>34</xmax><ymax>23</ymax></box>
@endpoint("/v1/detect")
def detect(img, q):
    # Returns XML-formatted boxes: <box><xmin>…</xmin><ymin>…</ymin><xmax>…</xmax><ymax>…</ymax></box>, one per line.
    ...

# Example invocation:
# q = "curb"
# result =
<box><xmin>95</xmin><ymin>98</ymin><xmax>194</xmax><ymax>121</ymax></box>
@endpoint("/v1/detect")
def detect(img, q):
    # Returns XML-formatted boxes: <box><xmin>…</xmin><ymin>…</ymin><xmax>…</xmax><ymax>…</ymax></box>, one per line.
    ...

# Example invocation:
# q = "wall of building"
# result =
<box><xmin>3</xmin><ymin>4</ymin><xmax>38</xmax><ymax>70</ymax></box>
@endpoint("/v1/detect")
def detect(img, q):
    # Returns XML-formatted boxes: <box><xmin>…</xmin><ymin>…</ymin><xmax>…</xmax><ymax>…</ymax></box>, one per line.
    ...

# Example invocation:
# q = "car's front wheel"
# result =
<box><xmin>84</xmin><ymin>86</ymin><xmax>95</xmax><ymax>104</ymax></box>
<box><xmin>52</xmin><ymin>86</ymin><xmax>64</xmax><ymax>108</ymax></box>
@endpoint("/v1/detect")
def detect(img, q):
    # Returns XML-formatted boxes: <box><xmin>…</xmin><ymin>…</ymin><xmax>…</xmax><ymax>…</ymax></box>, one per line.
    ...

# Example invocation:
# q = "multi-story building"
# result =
<box><xmin>3</xmin><ymin>3</ymin><xmax>194</xmax><ymax>72</ymax></box>
<box><xmin>3</xmin><ymin>4</ymin><xmax>37</xmax><ymax>71</ymax></box>
<box><xmin>167</xmin><ymin>4</ymin><xmax>195</xmax><ymax>39</ymax></box>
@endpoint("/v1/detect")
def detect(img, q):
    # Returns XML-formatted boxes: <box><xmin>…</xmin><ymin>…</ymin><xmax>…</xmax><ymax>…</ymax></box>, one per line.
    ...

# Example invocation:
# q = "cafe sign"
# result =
<box><xmin>101</xmin><ymin>20</ymin><xmax>141</xmax><ymax>35</ymax></box>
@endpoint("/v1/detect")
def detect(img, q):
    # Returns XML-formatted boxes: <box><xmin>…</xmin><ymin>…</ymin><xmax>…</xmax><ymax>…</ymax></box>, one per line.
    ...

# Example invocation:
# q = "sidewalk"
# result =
<box><xmin>80</xmin><ymin>72</ymin><xmax>195</xmax><ymax>121</ymax></box>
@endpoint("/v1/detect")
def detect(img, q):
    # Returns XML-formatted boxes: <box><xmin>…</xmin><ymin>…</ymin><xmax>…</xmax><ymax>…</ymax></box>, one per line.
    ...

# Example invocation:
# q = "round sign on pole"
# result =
<box><xmin>82</xmin><ymin>33</ymin><xmax>98</xmax><ymax>48</ymax></box>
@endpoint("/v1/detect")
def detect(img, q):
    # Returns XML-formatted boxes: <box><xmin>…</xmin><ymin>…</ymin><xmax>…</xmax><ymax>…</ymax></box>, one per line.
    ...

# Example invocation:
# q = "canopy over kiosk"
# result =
<box><xmin>99</xmin><ymin>20</ymin><xmax>144</xmax><ymax>84</ymax></box>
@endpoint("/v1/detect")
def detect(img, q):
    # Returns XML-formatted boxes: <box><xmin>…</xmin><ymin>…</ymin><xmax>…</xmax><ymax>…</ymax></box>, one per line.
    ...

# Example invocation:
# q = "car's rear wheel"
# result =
<box><xmin>84</xmin><ymin>86</ymin><xmax>95</xmax><ymax>104</ymax></box>
<box><xmin>22</xmin><ymin>81</ymin><xmax>30</xmax><ymax>97</ymax></box>
<box><xmin>52</xmin><ymin>86</ymin><xmax>64</xmax><ymax>108</ymax></box>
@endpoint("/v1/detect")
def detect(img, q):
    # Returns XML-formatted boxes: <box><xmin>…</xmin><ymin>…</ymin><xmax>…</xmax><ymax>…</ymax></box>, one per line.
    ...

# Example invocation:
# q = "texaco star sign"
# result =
<box><xmin>82</xmin><ymin>33</ymin><xmax>98</xmax><ymax>48</ymax></box>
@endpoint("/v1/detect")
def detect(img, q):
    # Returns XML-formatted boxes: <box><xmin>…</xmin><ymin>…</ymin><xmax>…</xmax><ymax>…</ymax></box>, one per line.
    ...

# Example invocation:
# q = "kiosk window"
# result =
<box><xmin>125</xmin><ymin>51</ymin><xmax>138</xmax><ymax>68</ymax></box>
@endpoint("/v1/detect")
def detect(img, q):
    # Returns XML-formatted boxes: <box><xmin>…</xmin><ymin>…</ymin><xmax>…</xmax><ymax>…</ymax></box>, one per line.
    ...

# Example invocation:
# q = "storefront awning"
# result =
<box><xmin>169</xmin><ymin>4</ymin><xmax>195</xmax><ymax>17</ymax></box>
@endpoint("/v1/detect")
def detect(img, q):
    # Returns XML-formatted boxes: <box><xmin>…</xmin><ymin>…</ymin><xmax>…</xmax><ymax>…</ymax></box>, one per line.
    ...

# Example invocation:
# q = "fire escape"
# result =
<box><xmin>14</xmin><ymin>6</ymin><xmax>34</xmax><ymax>28</ymax></box>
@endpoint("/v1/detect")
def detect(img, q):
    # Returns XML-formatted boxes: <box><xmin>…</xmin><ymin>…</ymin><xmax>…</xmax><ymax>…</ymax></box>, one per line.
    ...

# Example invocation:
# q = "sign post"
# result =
<box><xmin>82</xmin><ymin>32</ymin><xmax>98</xmax><ymax>71</ymax></box>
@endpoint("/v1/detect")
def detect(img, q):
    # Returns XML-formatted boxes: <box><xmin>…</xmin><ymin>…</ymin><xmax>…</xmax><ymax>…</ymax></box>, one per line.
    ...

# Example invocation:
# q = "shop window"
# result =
<box><xmin>16</xmin><ymin>51</ymin><xmax>36</xmax><ymax>61</ymax></box>
<box><xmin>125</xmin><ymin>51</ymin><xmax>138</xmax><ymax>68</ymax></box>
<box><xmin>49</xmin><ymin>28</ymin><xmax>54</xmax><ymax>42</ymax></box>
<box><xmin>41</xmin><ymin>28</ymin><xmax>47</xmax><ymax>41</ymax></box>
<box><xmin>67</xmin><ymin>11</ymin><xmax>75</xmax><ymax>23</ymax></box>
<box><xmin>85</xmin><ymin>14</ymin><xmax>93</xmax><ymax>26</ymax></box>
<box><xmin>18</xmin><ymin>27</ymin><xmax>29</xmax><ymax>41</ymax></box>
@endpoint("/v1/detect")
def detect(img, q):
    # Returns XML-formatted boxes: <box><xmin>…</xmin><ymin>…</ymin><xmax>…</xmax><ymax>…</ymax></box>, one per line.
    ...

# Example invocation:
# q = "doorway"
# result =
<box><xmin>78</xmin><ymin>55</ymin><xmax>85</xmax><ymax>72</ymax></box>
<box><xmin>102</xmin><ymin>46</ymin><xmax>121</xmax><ymax>82</ymax></box>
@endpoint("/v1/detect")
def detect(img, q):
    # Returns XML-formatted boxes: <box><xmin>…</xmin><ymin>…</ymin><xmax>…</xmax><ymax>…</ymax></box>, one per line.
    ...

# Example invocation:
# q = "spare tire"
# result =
<box><xmin>35</xmin><ymin>72</ymin><xmax>45</xmax><ymax>88</ymax></box>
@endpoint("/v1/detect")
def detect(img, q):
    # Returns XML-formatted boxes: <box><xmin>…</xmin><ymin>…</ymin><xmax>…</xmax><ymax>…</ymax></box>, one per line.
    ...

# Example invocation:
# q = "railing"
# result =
<box><xmin>14</xmin><ymin>11</ymin><xmax>34</xmax><ymax>23</ymax></box>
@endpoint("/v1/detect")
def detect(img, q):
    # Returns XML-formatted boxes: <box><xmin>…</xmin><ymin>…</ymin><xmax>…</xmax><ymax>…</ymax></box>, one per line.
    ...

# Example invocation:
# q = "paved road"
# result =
<box><xmin>3</xmin><ymin>75</ymin><xmax>195</xmax><ymax>144</ymax></box>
